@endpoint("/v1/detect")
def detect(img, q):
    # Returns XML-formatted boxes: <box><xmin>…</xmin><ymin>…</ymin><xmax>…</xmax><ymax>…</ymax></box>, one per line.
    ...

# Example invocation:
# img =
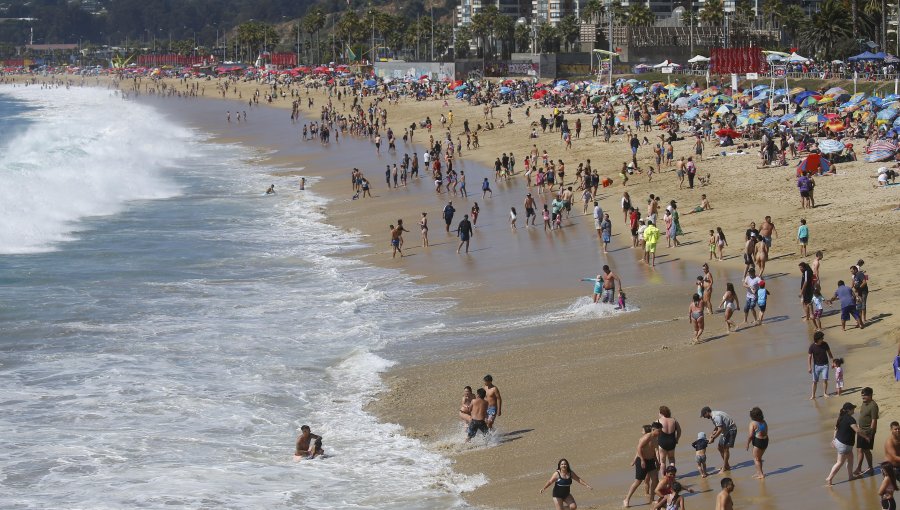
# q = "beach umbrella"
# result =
<box><xmin>817</xmin><ymin>96</ymin><xmax>836</xmax><ymax>105</ymax></box>
<box><xmin>625</xmin><ymin>78</ymin><xmax>639</xmax><ymax>84</ymax></box>
<box><xmin>714</xmin><ymin>104</ymin><xmax>733</xmax><ymax>116</ymax></box>
<box><xmin>789</xmin><ymin>87</ymin><xmax>807</xmax><ymax>96</ymax></box>
<box><xmin>673</xmin><ymin>97</ymin><xmax>692</xmax><ymax>108</ymax></box>
<box><xmin>532</xmin><ymin>89</ymin><xmax>548</xmax><ymax>99</ymax></box>
<box><xmin>865</xmin><ymin>150</ymin><xmax>895</xmax><ymax>162</ymax></box>
<box><xmin>797</xmin><ymin>154</ymin><xmax>832</xmax><ymax>173</ymax></box>
<box><xmin>454</xmin><ymin>83</ymin><xmax>468</xmax><ymax>91</ymax></box>
<box><xmin>825</xmin><ymin>87</ymin><xmax>849</xmax><ymax>96</ymax></box>
<box><xmin>793</xmin><ymin>91</ymin><xmax>816</xmax><ymax>103</ymax></box>
<box><xmin>716</xmin><ymin>128</ymin><xmax>741</xmax><ymax>138</ymax></box>
<box><xmin>868</xmin><ymin>139</ymin><xmax>899</xmax><ymax>153</ymax></box>
<box><xmin>634</xmin><ymin>86</ymin><xmax>646</xmax><ymax>94</ymax></box>
<box><xmin>682</xmin><ymin>107</ymin><xmax>701</xmax><ymax>120</ymax></box>
<box><xmin>885</xmin><ymin>94</ymin><xmax>900</xmax><ymax>102</ymax></box>
<box><xmin>363</xmin><ymin>78</ymin><xmax>377</xmax><ymax>87</ymax></box>
<box><xmin>818</xmin><ymin>140</ymin><xmax>845</xmax><ymax>153</ymax></box>
<box><xmin>499</xmin><ymin>86</ymin><xmax>511</xmax><ymax>94</ymax></box>
<box><xmin>876</xmin><ymin>109</ymin><xmax>898</xmax><ymax>124</ymax></box>
<box><xmin>655</xmin><ymin>112</ymin><xmax>670</xmax><ymax>124</ymax></box>
<box><xmin>752</xmin><ymin>85</ymin><xmax>769</xmax><ymax>92</ymax></box>
<box><xmin>804</xmin><ymin>114</ymin><xmax>827</xmax><ymax>124</ymax></box>
<box><xmin>825</xmin><ymin>119</ymin><xmax>847</xmax><ymax>132</ymax></box>
<box><xmin>763</xmin><ymin>117</ymin><xmax>780</xmax><ymax>126</ymax></box>
<box><xmin>590</xmin><ymin>95</ymin><xmax>603</xmax><ymax>104</ymax></box>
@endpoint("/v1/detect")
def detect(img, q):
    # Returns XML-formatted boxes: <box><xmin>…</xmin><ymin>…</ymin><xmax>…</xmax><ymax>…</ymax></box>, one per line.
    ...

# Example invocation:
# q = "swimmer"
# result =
<box><xmin>265</xmin><ymin>184</ymin><xmax>276</xmax><ymax>195</ymax></box>
<box><xmin>294</xmin><ymin>425</ymin><xmax>324</xmax><ymax>460</ymax></box>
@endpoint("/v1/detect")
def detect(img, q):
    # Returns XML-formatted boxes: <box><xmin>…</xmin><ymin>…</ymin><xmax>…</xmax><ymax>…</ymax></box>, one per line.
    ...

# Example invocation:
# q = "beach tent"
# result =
<box><xmin>796</xmin><ymin>153</ymin><xmax>832</xmax><ymax>174</ymax></box>
<box><xmin>788</xmin><ymin>52</ymin><xmax>811</xmax><ymax>62</ymax></box>
<box><xmin>848</xmin><ymin>51</ymin><xmax>882</xmax><ymax>61</ymax></box>
<box><xmin>653</xmin><ymin>59</ymin><xmax>681</xmax><ymax>68</ymax></box>
<box><xmin>687</xmin><ymin>55</ymin><xmax>710</xmax><ymax>63</ymax></box>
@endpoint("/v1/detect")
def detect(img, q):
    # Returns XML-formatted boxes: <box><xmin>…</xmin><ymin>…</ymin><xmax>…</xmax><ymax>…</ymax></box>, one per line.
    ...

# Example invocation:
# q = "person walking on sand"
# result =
<box><xmin>701</xmin><ymin>406</ymin><xmax>737</xmax><ymax>472</ymax></box>
<box><xmin>456</xmin><ymin>214</ymin><xmax>473</xmax><ymax>254</ymax></box>
<box><xmin>716</xmin><ymin>478</ymin><xmax>734</xmax><ymax>510</ymax></box>
<box><xmin>482</xmin><ymin>374</ymin><xmax>502</xmax><ymax>429</ymax></box>
<box><xmin>657</xmin><ymin>406</ymin><xmax>682</xmax><ymax>469</ymax></box>
<box><xmin>689</xmin><ymin>294</ymin><xmax>705</xmax><ymax>343</ymax></box>
<box><xmin>540</xmin><ymin>459</ymin><xmax>593</xmax><ymax>510</ymax></box>
<box><xmin>799</xmin><ymin>261</ymin><xmax>815</xmax><ymax>321</ymax></box>
<box><xmin>443</xmin><ymin>201</ymin><xmax>456</xmax><ymax>233</ymax></box>
<box><xmin>720</xmin><ymin>283</ymin><xmax>740</xmax><ymax>333</ymax></box>
<box><xmin>465</xmin><ymin>388</ymin><xmax>489</xmax><ymax>442</ymax></box>
<box><xmin>624</xmin><ymin>422</ymin><xmax>662</xmax><ymax>508</ymax></box>
<box><xmin>826</xmin><ymin>402</ymin><xmax>872</xmax><ymax>486</ymax></box>
<box><xmin>482</xmin><ymin>177</ymin><xmax>492</xmax><ymax>198</ymax></box>
<box><xmin>854</xmin><ymin>387</ymin><xmax>879</xmax><ymax>477</ymax></box>
<box><xmin>525</xmin><ymin>193</ymin><xmax>538</xmax><ymax>226</ymax></box>
<box><xmin>808</xmin><ymin>331</ymin><xmax>834</xmax><ymax>399</ymax></box>
<box><xmin>600</xmin><ymin>213</ymin><xmax>613</xmax><ymax>254</ymax></box>
<box><xmin>745</xmin><ymin>407</ymin><xmax>769</xmax><ymax>479</ymax></box>
<box><xmin>828</xmin><ymin>280</ymin><xmax>864</xmax><ymax>331</ymax></box>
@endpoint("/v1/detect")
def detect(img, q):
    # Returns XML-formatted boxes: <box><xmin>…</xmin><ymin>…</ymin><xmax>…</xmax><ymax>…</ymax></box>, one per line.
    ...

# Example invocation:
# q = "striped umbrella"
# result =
<box><xmin>818</xmin><ymin>139</ymin><xmax>845</xmax><ymax>153</ymax></box>
<box><xmin>867</xmin><ymin>139</ymin><xmax>899</xmax><ymax>153</ymax></box>
<box><xmin>865</xmin><ymin>150</ymin><xmax>895</xmax><ymax>162</ymax></box>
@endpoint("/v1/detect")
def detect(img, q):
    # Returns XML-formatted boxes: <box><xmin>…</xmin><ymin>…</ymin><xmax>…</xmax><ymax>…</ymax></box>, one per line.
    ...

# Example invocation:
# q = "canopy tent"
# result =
<box><xmin>653</xmin><ymin>59</ymin><xmax>681</xmax><ymax>68</ymax></box>
<box><xmin>886</xmin><ymin>54</ymin><xmax>900</xmax><ymax>64</ymax></box>
<box><xmin>848</xmin><ymin>51</ymin><xmax>883</xmax><ymax>62</ymax></box>
<box><xmin>788</xmin><ymin>52</ymin><xmax>811</xmax><ymax>63</ymax></box>
<box><xmin>687</xmin><ymin>55</ymin><xmax>710</xmax><ymax>63</ymax></box>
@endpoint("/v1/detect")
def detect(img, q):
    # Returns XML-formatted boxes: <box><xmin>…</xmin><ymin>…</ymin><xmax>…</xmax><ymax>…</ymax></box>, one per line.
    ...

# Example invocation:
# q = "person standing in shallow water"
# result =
<box><xmin>539</xmin><ymin>458</ymin><xmax>593</xmax><ymax>510</ymax></box>
<box><xmin>745</xmin><ymin>407</ymin><xmax>769</xmax><ymax>479</ymax></box>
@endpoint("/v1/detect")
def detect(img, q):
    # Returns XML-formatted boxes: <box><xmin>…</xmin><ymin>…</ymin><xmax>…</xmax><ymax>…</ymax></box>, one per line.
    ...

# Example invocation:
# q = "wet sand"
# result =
<box><xmin>99</xmin><ymin>77</ymin><xmax>900</xmax><ymax>509</ymax></box>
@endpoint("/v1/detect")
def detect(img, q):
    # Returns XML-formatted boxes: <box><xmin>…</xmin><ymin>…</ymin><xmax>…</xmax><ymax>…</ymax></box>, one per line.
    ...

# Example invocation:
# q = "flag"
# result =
<box><xmin>346</xmin><ymin>45</ymin><xmax>357</xmax><ymax>62</ymax></box>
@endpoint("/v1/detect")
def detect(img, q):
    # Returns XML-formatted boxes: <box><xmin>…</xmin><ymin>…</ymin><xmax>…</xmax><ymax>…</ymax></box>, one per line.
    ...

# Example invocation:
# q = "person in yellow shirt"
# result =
<box><xmin>643</xmin><ymin>221</ymin><xmax>661</xmax><ymax>267</ymax></box>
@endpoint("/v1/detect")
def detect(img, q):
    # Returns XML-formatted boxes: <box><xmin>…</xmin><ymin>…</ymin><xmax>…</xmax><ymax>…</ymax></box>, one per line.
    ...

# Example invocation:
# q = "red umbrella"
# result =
<box><xmin>314</xmin><ymin>66</ymin><xmax>329</xmax><ymax>73</ymax></box>
<box><xmin>715</xmin><ymin>128</ymin><xmax>741</xmax><ymax>138</ymax></box>
<box><xmin>419</xmin><ymin>74</ymin><xmax>429</xmax><ymax>80</ymax></box>
<box><xmin>532</xmin><ymin>90</ymin><xmax>548</xmax><ymax>99</ymax></box>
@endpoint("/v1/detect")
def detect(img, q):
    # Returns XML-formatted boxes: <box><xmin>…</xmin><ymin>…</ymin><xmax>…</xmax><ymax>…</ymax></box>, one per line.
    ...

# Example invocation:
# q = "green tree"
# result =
<box><xmin>471</xmin><ymin>5</ymin><xmax>499</xmax><ymax>58</ymax></box>
<box><xmin>494</xmin><ymin>14</ymin><xmax>515</xmax><ymax>59</ymax></box>
<box><xmin>761</xmin><ymin>0</ymin><xmax>783</xmax><ymax>30</ymax></box>
<box><xmin>537</xmin><ymin>22</ymin><xmax>560</xmax><ymax>52</ymax></box>
<box><xmin>626</xmin><ymin>4</ymin><xmax>654</xmax><ymax>26</ymax></box>
<box><xmin>581</xmin><ymin>0</ymin><xmax>605</xmax><ymax>23</ymax></box>
<box><xmin>455</xmin><ymin>25</ymin><xmax>472</xmax><ymax>59</ymax></box>
<box><xmin>237</xmin><ymin>21</ymin><xmax>278</xmax><ymax>60</ymax></box>
<box><xmin>172</xmin><ymin>38</ymin><xmax>194</xmax><ymax>56</ymax></box>
<box><xmin>611</xmin><ymin>1</ymin><xmax>629</xmax><ymax>25</ymax></box>
<box><xmin>779</xmin><ymin>4</ymin><xmax>806</xmax><ymax>47</ymax></box>
<box><xmin>302</xmin><ymin>7</ymin><xmax>326</xmax><ymax>63</ymax></box>
<box><xmin>700</xmin><ymin>0</ymin><xmax>725</xmax><ymax>27</ymax></box>
<box><xmin>558</xmin><ymin>15</ymin><xmax>581</xmax><ymax>52</ymax></box>
<box><xmin>801</xmin><ymin>0</ymin><xmax>852</xmax><ymax>60</ymax></box>
<box><xmin>514</xmin><ymin>22</ymin><xmax>531</xmax><ymax>53</ymax></box>
<box><xmin>337</xmin><ymin>10</ymin><xmax>362</xmax><ymax>45</ymax></box>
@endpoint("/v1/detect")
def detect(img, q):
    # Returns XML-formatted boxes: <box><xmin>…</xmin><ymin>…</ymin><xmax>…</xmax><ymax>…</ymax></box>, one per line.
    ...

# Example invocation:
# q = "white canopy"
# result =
<box><xmin>653</xmin><ymin>59</ymin><xmax>681</xmax><ymax>68</ymax></box>
<box><xmin>788</xmin><ymin>52</ymin><xmax>811</xmax><ymax>63</ymax></box>
<box><xmin>687</xmin><ymin>55</ymin><xmax>710</xmax><ymax>63</ymax></box>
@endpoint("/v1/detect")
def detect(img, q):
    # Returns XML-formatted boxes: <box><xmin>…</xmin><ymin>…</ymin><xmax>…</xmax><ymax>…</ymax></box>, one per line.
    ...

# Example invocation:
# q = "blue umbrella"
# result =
<box><xmin>752</xmin><ymin>85</ymin><xmax>769</xmax><ymax>92</ymax></box>
<box><xmin>364</xmin><ymin>79</ymin><xmax>377</xmax><ymax>87</ymax></box>
<box><xmin>818</xmin><ymin>139</ymin><xmax>845</xmax><ymax>154</ymax></box>
<box><xmin>499</xmin><ymin>86</ymin><xmax>511</xmax><ymax>94</ymax></box>
<box><xmin>634</xmin><ymin>87</ymin><xmax>646</xmax><ymax>94</ymax></box>
<box><xmin>793</xmin><ymin>91</ymin><xmax>816</xmax><ymax>103</ymax></box>
<box><xmin>454</xmin><ymin>83</ymin><xmax>468</xmax><ymax>91</ymax></box>
<box><xmin>682</xmin><ymin>107</ymin><xmax>701</xmax><ymax>120</ymax></box>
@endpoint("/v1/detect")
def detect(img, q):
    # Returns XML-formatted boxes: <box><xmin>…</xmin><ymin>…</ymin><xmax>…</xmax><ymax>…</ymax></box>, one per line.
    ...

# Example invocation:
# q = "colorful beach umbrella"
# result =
<box><xmin>818</xmin><ymin>140</ymin><xmax>845</xmax><ymax>154</ymax></box>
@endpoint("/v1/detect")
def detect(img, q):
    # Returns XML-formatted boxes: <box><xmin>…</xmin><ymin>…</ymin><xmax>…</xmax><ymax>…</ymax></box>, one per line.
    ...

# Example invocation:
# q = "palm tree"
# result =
<box><xmin>780</xmin><ymin>4</ymin><xmax>806</xmax><ymax>48</ymax></box>
<box><xmin>802</xmin><ymin>0</ymin><xmax>852</xmax><ymax>60</ymax></box>
<box><xmin>700</xmin><ymin>0</ymin><xmax>725</xmax><ymax>27</ymax></box>
<box><xmin>851</xmin><ymin>0</ymin><xmax>858</xmax><ymax>38</ymax></box>
<box><xmin>537</xmin><ymin>23</ymin><xmax>560</xmax><ymax>52</ymax></box>
<box><xmin>581</xmin><ymin>0</ymin><xmax>605</xmax><ymax>24</ymax></box>
<box><xmin>761</xmin><ymin>0</ymin><xmax>782</xmax><ymax>30</ymax></box>
<box><xmin>471</xmin><ymin>5</ymin><xmax>499</xmax><ymax>58</ymax></box>
<box><xmin>626</xmin><ymin>4</ymin><xmax>655</xmax><ymax>26</ymax></box>
<box><xmin>494</xmin><ymin>14</ymin><xmax>515</xmax><ymax>59</ymax></box>
<box><xmin>558</xmin><ymin>14</ymin><xmax>581</xmax><ymax>51</ymax></box>
<box><xmin>611</xmin><ymin>1</ymin><xmax>629</xmax><ymax>25</ymax></box>
<box><xmin>514</xmin><ymin>22</ymin><xmax>531</xmax><ymax>53</ymax></box>
<box><xmin>455</xmin><ymin>25</ymin><xmax>472</xmax><ymax>58</ymax></box>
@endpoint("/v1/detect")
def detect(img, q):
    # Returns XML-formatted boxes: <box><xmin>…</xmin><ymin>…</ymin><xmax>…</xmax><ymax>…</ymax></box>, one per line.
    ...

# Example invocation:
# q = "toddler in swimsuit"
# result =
<box><xmin>691</xmin><ymin>432</ymin><xmax>710</xmax><ymax>478</ymax></box>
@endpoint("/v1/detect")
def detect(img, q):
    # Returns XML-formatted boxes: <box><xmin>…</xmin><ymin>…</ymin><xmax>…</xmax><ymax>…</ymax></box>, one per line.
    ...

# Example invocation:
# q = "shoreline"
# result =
<box><xmin>8</xmin><ymin>75</ymin><xmax>898</xmax><ymax>509</ymax></box>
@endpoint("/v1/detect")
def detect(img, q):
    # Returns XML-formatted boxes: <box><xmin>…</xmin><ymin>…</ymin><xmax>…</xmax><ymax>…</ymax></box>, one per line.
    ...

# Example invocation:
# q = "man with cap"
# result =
<box><xmin>701</xmin><ymin>406</ymin><xmax>738</xmax><ymax>472</ymax></box>
<box><xmin>807</xmin><ymin>331</ymin><xmax>834</xmax><ymax>399</ymax></box>
<box><xmin>741</xmin><ymin>267</ymin><xmax>761</xmax><ymax>325</ymax></box>
<box><xmin>854</xmin><ymin>387</ymin><xmax>879</xmax><ymax>476</ymax></box>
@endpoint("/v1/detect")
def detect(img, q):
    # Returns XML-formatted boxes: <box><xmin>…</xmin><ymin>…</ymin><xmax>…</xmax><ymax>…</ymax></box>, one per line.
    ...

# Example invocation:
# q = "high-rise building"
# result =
<box><xmin>532</xmin><ymin>0</ymin><xmax>580</xmax><ymax>25</ymax></box>
<box><xmin>457</xmin><ymin>0</ymin><xmax>524</xmax><ymax>25</ymax></box>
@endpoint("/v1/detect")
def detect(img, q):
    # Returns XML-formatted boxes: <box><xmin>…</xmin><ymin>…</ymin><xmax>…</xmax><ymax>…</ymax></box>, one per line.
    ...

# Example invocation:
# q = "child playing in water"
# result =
<box><xmin>811</xmin><ymin>285</ymin><xmax>825</xmax><ymax>331</ymax></box>
<box><xmin>617</xmin><ymin>290</ymin><xmax>627</xmax><ymax>310</ymax></box>
<box><xmin>692</xmin><ymin>431</ymin><xmax>710</xmax><ymax>478</ymax></box>
<box><xmin>832</xmin><ymin>358</ymin><xmax>845</xmax><ymax>395</ymax></box>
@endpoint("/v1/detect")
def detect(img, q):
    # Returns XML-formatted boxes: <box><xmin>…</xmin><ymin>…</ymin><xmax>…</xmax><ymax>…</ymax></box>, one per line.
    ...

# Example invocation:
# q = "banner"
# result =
<box><xmin>710</xmin><ymin>47</ymin><xmax>765</xmax><ymax>74</ymax></box>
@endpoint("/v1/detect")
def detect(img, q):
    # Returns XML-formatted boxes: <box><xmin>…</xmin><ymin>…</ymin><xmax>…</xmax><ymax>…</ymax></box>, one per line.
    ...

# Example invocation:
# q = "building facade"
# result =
<box><xmin>457</xmin><ymin>0</ymin><xmax>525</xmax><ymax>25</ymax></box>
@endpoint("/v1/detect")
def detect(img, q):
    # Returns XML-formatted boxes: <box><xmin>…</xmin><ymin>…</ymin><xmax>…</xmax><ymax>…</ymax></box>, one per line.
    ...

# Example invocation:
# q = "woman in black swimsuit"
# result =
<box><xmin>657</xmin><ymin>406</ymin><xmax>682</xmax><ymax>469</ymax></box>
<box><xmin>540</xmin><ymin>458</ymin><xmax>593</xmax><ymax>510</ymax></box>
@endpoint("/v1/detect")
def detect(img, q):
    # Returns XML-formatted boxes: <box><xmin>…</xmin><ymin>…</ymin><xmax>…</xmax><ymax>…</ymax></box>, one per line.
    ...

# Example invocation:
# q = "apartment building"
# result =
<box><xmin>457</xmin><ymin>0</ymin><xmax>525</xmax><ymax>25</ymax></box>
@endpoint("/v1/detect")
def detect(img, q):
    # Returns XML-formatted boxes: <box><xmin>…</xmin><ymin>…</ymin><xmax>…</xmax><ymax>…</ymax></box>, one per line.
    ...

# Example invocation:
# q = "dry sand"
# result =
<box><xmin>24</xmin><ymin>74</ymin><xmax>899</xmax><ymax>508</ymax></box>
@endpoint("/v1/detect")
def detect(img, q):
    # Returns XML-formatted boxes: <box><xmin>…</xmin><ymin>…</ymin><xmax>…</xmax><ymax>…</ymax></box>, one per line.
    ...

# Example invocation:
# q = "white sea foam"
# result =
<box><xmin>0</xmin><ymin>86</ymin><xmax>182</xmax><ymax>254</ymax></box>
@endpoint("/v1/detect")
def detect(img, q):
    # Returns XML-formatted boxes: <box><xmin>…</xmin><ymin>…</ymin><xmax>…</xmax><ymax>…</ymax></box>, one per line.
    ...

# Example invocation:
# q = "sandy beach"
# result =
<box><xmin>26</xmin><ymin>73</ymin><xmax>898</xmax><ymax>508</ymax></box>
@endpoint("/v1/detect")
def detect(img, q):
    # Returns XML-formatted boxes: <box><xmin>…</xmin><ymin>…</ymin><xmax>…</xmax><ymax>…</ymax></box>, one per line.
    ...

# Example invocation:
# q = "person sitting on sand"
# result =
<box><xmin>689</xmin><ymin>194</ymin><xmax>711</xmax><ymax>214</ymax></box>
<box><xmin>294</xmin><ymin>425</ymin><xmax>324</xmax><ymax>460</ymax></box>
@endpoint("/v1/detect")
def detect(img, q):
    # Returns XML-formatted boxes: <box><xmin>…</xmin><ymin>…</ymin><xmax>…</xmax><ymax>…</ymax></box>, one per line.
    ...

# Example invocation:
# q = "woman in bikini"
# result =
<box><xmin>419</xmin><ymin>212</ymin><xmax>429</xmax><ymax>247</ymax></box>
<box><xmin>745</xmin><ymin>407</ymin><xmax>769</xmax><ymax>479</ymax></box>
<box><xmin>720</xmin><ymin>283</ymin><xmax>740</xmax><ymax>332</ymax></box>
<box><xmin>701</xmin><ymin>264</ymin><xmax>715</xmax><ymax>315</ymax></box>
<box><xmin>689</xmin><ymin>293</ymin><xmax>705</xmax><ymax>343</ymax></box>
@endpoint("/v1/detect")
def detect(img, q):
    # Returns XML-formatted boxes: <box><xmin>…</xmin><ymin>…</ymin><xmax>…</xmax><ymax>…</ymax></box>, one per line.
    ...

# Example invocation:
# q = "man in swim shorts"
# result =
<box><xmin>642</xmin><ymin>221</ymin><xmax>661</xmax><ymax>266</ymax></box>
<box><xmin>465</xmin><ymin>388</ymin><xmax>489</xmax><ymax>442</ymax></box>
<box><xmin>624</xmin><ymin>421</ymin><xmax>661</xmax><ymax>507</ymax></box>
<box><xmin>524</xmin><ymin>193</ymin><xmax>537</xmax><ymax>226</ymax></box>
<box><xmin>601</xmin><ymin>265</ymin><xmax>622</xmax><ymax>304</ymax></box>
<box><xmin>483</xmin><ymin>375</ymin><xmax>502</xmax><ymax>429</ymax></box>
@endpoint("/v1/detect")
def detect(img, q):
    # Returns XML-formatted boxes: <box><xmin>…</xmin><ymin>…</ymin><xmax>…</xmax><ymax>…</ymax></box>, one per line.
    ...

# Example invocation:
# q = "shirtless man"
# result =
<box><xmin>483</xmin><ymin>375</ymin><xmax>502</xmax><ymax>429</ymax></box>
<box><xmin>459</xmin><ymin>386</ymin><xmax>474</xmax><ymax>424</ymax></box>
<box><xmin>754</xmin><ymin>238</ymin><xmax>769</xmax><ymax>276</ymax></box>
<box><xmin>561</xmin><ymin>187</ymin><xmax>575</xmax><ymax>219</ymax></box>
<box><xmin>886</xmin><ymin>421</ymin><xmax>900</xmax><ymax>469</ymax></box>
<box><xmin>811</xmin><ymin>251</ymin><xmax>824</xmax><ymax>288</ymax></box>
<box><xmin>743</xmin><ymin>234</ymin><xmax>757</xmax><ymax>277</ymax></box>
<box><xmin>465</xmin><ymin>388</ymin><xmax>489</xmax><ymax>442</ymax></box>
<box><xmin>524</xmin><ymin>193</ymin><xmax>537</xmax><ymax>226</ymax></box>
<box><xmin>759</xmin><ymin>216</ymin><xmax>778</xmax><ymax>248</ymax></box>
<box><xmin>715</xmin><ymin>478</ymin><xmax>734</xmax><ymax>510</ymax></box>
<box><xmin>294</xmin><ymin>425</ymin><xmax>324</xmax><ymax>460</ymax></box>
<box><xmin>389</xmin><ymin>223</ymin><xmax>408</xmax><ymax>258</ymax></box>
<box><xmin>624</xmin><ymin>422</ymin><xmax>662</xmax><ymax>508</ymax></box>
<box><xmin>602</xmin><ymin>264</ymin><xmax>623</xmax><ymax>304</ymax></box>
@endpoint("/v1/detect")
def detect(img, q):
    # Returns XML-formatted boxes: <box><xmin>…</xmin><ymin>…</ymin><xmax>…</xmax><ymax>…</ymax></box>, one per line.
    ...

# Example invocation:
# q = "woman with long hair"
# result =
<box><xmin>745</xmin><ymin>407</ymin><xmax>769</xmax><ymax>479</ymax></box>
<box><xmin>826</xmin><ymin>403</ymin><xmax>871</xmax><ymax>486</ymax></box>
<box><xmin>540</xmin><ymin>458</ymin><xmax>593</xmax><ymax>509</ymax></box>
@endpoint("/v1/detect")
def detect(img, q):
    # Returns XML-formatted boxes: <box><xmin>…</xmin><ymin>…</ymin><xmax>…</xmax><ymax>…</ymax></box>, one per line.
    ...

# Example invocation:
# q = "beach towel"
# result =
<box><xmin>894</xmin><ymin>356</ymin><xmax>900</xmax><ymax>381</ymax></box>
